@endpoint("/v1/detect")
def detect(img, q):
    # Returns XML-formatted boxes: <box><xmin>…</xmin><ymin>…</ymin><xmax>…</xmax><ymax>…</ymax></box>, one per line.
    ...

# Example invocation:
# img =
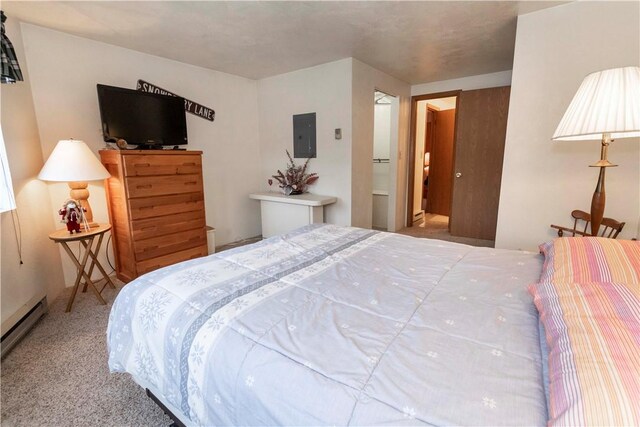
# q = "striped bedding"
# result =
<box><xmin>529</xmin><ymin>238</ymin><xmax>640</xmax><ymax>426</ymax></box>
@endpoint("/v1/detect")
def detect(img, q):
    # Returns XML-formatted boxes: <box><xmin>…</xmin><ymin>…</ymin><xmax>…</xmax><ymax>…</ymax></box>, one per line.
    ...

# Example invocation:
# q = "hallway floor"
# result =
<box><xmin>398</xmin><ymin>213</ymin><xmax>494</xmax><ymax>248</ymax></box>
<box><xmin>419</xmin><ymin>213</ymin><xmax>449</xmax><ymax>231</ymax></box>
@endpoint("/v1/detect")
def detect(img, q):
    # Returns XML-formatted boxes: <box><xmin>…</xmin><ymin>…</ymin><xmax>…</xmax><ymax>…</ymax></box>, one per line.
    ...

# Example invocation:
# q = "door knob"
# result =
<box><xmin>455</xmin><ymin>172</ymin><xmax>462</xmax><ymax>178</ymax></box>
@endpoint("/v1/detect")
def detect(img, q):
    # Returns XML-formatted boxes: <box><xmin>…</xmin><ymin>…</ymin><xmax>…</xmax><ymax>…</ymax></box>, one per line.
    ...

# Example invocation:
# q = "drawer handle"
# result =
<box><xmin>143</xmin><ymin>246</ymin><xmax>159</xmax><ymax>252</ymax></box>
<box><xmin>134</xmin><ymin>163</ymin><xmax>151</xmax><ymax>167</ymax></box>
<box><xmin>137</xmin><ymin>184</ymin><xmax>153</xmax><ymax>189</ymax></box>
<box><xmin>141</xmin><ymin>226</ymin><xmax>156</xmax><ymax>231</ymax></box>
<box><xmin>182</xmin><ymin>162</ymin><xmax>196</xmax><ymax>166</ymax></box>
<box><xmin>139</xmin><ymin>206</ymin><xmax>154</xmax><ymax>210</ymax></box>
<box><xmin>184</xmin><ymin>181</ymin><xmax>197</xmax><ymax>186</ymax></box>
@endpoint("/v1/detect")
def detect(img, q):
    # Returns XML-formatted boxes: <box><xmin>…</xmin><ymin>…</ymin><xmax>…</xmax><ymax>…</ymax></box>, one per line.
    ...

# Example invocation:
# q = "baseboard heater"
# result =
<box><xmin>1</xmin><ymin>296</ymin><xmax>48</xmax><ymax>359</ymax></box>
<box><xmin>413</xmin><ymin>211</ymin><xmax>425</xmax><ymax>225</ymax></box>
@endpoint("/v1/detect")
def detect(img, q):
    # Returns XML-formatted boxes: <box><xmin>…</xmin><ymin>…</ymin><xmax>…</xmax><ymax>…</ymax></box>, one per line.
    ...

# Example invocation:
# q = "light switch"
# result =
<box><xmin>335</xmin><ymin>128</ymin><xmax>342</xmax><ymax>140</ymax></box>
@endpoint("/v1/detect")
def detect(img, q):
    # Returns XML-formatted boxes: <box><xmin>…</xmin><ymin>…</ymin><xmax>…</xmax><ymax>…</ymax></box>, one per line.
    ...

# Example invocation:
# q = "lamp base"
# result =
<box><xmin>589</xmin><ymin>159</ymin><xmax>617</xmax><ymax>168</ymax></box>
<box><xmin>590</xmin><ymin>168</ymin><xmax>606</xmax><ymax>236</ymax></box>
<box><xmin>68</xmin><ymin>181</ymin><xmax>97</xmax><ymax>229</ymax></box>
<box><xmin>589</xmin><ymin>133</ymin><xmax>615</xmax><ymax>236</ymax></box>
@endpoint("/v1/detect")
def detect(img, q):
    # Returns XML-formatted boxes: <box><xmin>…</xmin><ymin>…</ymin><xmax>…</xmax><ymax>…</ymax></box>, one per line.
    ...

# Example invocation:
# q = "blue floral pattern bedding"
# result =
<box><xmin>108</xmin><ymin>224</ymin><xmax>547</xmax><ymax>426</ymax></box>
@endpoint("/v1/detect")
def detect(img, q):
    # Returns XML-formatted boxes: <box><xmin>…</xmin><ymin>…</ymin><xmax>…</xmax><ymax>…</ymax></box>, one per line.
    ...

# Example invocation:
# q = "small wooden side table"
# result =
<box><xmin>49</xmin><ymin>223</ymin><xmax>116</xmax><ymax>312</ymax></box>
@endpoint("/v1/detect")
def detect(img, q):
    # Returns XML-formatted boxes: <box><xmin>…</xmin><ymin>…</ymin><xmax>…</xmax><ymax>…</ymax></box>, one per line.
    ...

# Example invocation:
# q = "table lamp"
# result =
<box><xmin>38</xmin><ymin>139</ymin><xmax>110</xmax><ymax>229</ymax></box>
<box><xmin>552</xmin><ymin>66</ymin><xmax>640</xmax><ymax>235</ymax></box>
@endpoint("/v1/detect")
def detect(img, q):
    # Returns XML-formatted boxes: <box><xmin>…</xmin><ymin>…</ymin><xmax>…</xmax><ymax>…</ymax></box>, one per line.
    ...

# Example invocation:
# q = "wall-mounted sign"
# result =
<box><xmin>137</xmin><ymin>79</ymin><xmax>215</xmax><ymax>122</ymax></box>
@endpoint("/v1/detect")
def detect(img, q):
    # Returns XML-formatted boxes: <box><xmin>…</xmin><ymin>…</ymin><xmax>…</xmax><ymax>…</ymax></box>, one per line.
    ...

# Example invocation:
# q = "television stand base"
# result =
<box><xmin>133</xmin><ymin>144</ymin><xmax>163</xmax><ymax>150</ymax></box>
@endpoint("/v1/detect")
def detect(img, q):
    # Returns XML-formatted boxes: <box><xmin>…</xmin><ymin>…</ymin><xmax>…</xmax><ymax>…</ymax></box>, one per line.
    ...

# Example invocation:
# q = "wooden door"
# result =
<box><xmin>449</xmin><ymin>86</ymin><xmax>510</xmax><ymax>240</ymax></box>
<box><xmin>426</xmin><ymin>108</ymin><xmax>455</xmax><ymax>216</ymax></box>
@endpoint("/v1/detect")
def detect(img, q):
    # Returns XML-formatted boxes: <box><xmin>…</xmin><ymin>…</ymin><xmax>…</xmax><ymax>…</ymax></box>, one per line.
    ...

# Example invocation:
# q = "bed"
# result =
<box><xmin>107</xmin><ymin>224</ymin><xmax>640</xmax><ymax>426</ymax></box>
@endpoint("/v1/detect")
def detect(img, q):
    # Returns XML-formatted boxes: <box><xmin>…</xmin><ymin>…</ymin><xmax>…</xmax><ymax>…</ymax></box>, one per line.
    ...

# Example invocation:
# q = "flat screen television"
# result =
<box><xmin>97</xmin><ymin>84</ymin><xmax>187</xmax><ymax>148</ymax></box>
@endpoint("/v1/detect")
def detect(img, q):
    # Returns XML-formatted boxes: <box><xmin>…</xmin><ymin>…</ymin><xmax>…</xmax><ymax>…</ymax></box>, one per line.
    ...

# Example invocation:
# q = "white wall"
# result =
<box><xmin>388</xmin><ymin>95</ymin><xmax>403</xmax><ymax>231</ymax></box>
<box><xmin>373</xmin><ymin>103</ymin><xmax>391</xmax><ymax>192</ymax></box>
<box><xmin>373</xmin><ymin>104</ymin><xmax>391</xmax><ymax>161</ymax></box>
<box><xmin>1</xmin><ymin>18</ymin><xmax>65</xmax><ymax>329</ymax></box>
<box><xmin>351</xmin><ymin>59</ymin><xmax>411</xmax><ymax>231</ymax></box>
<box><xmin>411</xmin><ymin>70</ymin><xmax>512</xmax><ymax>96</ymax></box>
<box><xmin>257</xmin><ymin>59</ymin><xmax>353</xmax><ymax>226</ymax></box>
<box><xmin>20</xmin><ymin>24</ymin><xmax>262</xmax><ymax>285</ymax></box>
<box><xmin>496</xmin><ymin>1</ymin><xmax>640</xmax><ymax>250</ymax></box>
<box><xmin>257</xmin><ymin>58</ymin><xmax>410</xmax><ymax>232</ymax></box>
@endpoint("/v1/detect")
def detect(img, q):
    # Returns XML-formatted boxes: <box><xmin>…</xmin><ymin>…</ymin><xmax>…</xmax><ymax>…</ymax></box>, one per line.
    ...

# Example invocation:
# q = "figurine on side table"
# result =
<box><xmin>59</xmin><ymin>199</ymin><xmax>86</xmax><ymax>234</ymax></box>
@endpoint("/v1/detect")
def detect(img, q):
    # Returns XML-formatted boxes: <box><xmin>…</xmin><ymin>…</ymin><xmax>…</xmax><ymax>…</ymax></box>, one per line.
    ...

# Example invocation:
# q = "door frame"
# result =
<box><xmin>372</xmin><ymin>89</ymin><xmax>399</xmax><ymax>232</ymax></box>
<box><xmin>406</xmin><ymin>90</ymin><xmax>460</xmax><ymax>227</ymax></box>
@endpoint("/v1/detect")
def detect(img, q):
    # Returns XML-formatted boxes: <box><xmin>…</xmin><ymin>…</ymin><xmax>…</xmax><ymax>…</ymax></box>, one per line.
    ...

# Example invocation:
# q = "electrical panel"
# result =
<box><xmin>293</xmin><ymin>113</ymin><xmax>316</xmax><ymax>158</ymax></box>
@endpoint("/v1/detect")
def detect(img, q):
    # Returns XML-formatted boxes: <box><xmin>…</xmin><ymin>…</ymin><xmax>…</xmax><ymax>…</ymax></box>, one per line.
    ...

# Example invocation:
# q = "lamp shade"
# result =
<box><xmin>552</xmin><ymin>66</ymin><xmax>640</xmax><ymax>141</ymax></box>
<box><xmin>38</xmin><ymin>139</ymin><xmax>110</xmax><ymax>182</ymax></box>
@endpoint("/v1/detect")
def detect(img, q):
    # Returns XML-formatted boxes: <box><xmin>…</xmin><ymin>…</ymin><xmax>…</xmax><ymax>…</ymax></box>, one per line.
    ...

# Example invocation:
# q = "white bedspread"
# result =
<box><xmin>108</xmin><ymin>224</ymin><xmax>547</xmax><ymax>426</ymax></box>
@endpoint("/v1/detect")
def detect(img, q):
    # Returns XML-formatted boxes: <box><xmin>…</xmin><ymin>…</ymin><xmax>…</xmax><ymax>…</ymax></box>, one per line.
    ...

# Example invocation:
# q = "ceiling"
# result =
<box><xmin>3</xmin><ymin>1</ymin><xmax>567</xmax><ymax>84</ymax></box>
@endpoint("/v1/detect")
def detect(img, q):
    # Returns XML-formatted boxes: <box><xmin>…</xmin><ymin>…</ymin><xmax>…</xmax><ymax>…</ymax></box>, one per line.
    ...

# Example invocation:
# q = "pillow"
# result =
<box><xmin>538</xmin><ymin>237</ymin><xmax>640</xmax><ymax>285</ymax></box>
<box><xmin>531</xmin><ymin>238</ymin><xmax>640</xmax><ymax>426</ymax></box>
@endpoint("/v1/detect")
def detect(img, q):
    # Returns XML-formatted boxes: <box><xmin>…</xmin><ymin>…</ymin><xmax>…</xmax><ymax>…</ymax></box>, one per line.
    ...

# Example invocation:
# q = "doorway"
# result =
<box><xmin>372</xmin><ymin>90</ymin><xmax>395</xmax><ymax>231</ymax></box>
<box><xmin>408</xmin><ymin>92</ymin><xmax>459</xmax><ymax>233</ymax></box>
<box><xmin>405</xmin><ymin>86</ymin><xmax>511</xmax><ymax>245</ymax></box>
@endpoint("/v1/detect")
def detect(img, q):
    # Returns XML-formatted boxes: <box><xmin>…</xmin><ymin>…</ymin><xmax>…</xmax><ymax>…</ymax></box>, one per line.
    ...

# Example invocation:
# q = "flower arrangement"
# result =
<box><xmin>269</xmin><ymin>150</ymin><xmax>319</xmax><ymax>195</ymax></box>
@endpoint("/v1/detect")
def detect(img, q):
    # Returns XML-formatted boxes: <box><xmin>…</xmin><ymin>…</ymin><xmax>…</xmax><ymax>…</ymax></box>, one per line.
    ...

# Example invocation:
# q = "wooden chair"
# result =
<box><xmin>550</xmin><ymin>210</ymin><xmax>625</xmax><ymax>239</ymax></box>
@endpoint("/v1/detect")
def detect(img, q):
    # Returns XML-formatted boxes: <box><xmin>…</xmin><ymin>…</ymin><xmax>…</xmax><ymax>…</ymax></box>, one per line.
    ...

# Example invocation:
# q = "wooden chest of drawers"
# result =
<box><xmin>99</xmin><ymin>150</ymin><xmax>208</xmax><ymax>282</ymax></box>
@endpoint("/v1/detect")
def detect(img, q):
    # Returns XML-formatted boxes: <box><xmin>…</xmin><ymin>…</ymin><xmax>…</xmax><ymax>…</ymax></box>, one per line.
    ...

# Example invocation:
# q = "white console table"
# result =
<box><xmin>249</xmin><ymin>192</ymin><xmax>337</xmax><ymax>238</ymax></box>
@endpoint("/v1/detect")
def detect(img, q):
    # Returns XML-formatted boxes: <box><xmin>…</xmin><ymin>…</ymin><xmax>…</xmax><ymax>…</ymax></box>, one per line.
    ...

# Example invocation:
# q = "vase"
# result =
<box><xmin>283</xmin><ymin>186</ymin><xmax>303</xmax><ymax>196</ymax></box>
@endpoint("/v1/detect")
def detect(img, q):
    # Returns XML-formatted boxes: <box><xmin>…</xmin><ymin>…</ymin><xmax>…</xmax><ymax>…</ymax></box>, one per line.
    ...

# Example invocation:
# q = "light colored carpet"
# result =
<box><xmin>418</xmin><ymin>213</ymin><xmax>450</xmax><ymax>232</ymax></box>
<box><xmin>397</xmin><ymin>215</ymin><xmax>495</xmax><ymax>248</ymax></box>
<box><xmin>1</xmin><ymin>284</ymin><xmax>171</xmax><ymax>427</ymax></box>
